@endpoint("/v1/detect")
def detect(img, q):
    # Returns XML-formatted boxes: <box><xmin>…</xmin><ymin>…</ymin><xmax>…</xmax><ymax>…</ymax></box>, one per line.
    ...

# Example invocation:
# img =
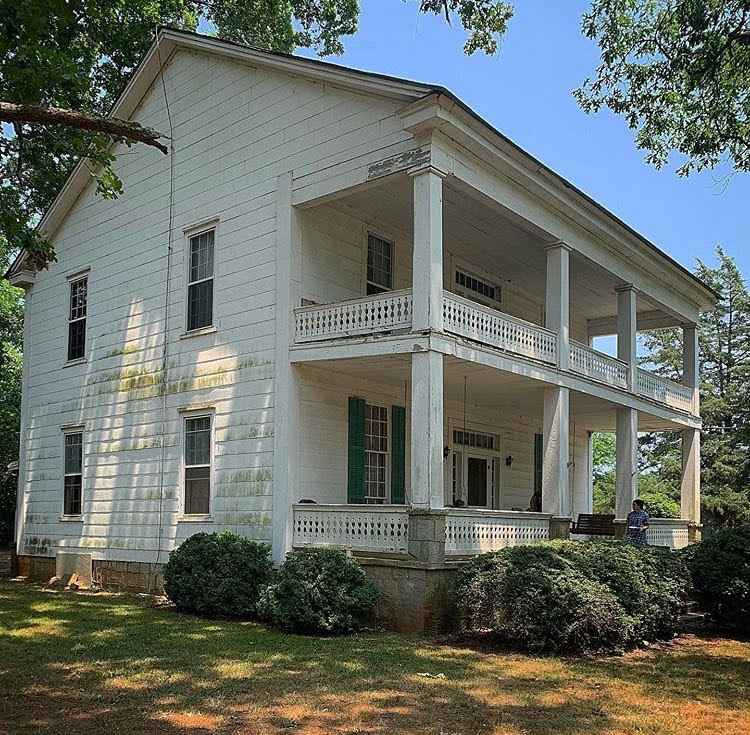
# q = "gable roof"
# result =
<box><xmin>7</xmin><ymin>26</ymin><xmax>719</xmax><ymax>307</ymax></box>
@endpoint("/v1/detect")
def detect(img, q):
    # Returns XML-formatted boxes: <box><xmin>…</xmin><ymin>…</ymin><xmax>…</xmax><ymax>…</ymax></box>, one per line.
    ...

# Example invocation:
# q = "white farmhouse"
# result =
<box><xmin>7</xmin><ymin>28</ymin><xmax>717</xmax><ymax>631</ymax></box>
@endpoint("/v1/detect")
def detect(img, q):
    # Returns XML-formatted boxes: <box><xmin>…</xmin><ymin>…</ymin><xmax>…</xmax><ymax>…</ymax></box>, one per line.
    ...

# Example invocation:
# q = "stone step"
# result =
<box><xmin>681</xmin><ymin>600</ymin><xmax>700</xmax><ymax>614</ymax></box>
<box><xmin>678</xmin><ymin>611</ymin><xmax>707</xmax><ymax>630</ymax></box>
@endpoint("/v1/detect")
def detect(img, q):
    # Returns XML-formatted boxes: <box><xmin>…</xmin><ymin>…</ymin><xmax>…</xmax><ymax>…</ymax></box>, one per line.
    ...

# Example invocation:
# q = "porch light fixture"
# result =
<box><xmin>505</xmin><ymin>455</ymin><xmax>514</xmax><ymax>468</ymax></box>
<box><xmin>443</xmin><ymin>445</ymin><xmax>451</xmax><ymax>459</ymax></box>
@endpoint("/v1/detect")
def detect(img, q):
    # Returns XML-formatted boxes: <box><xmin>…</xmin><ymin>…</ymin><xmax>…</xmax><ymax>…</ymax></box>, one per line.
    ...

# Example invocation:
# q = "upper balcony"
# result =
<box><xmin>293</xmin><ymin>288</ymin><xmax>695</xmax><ymax>414</ymax></box>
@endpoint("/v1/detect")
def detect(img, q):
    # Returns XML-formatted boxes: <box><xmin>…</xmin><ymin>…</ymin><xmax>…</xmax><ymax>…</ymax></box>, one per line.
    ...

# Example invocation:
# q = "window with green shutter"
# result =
<box><xmin>347</xmin><ymin>397</ymin><xmax>366</xmax><ymax>503</ymax></box>
<box><xmin>391</xmin><ymin>405</ymin><xmax>406</xmax><ymax>504</ymax></box>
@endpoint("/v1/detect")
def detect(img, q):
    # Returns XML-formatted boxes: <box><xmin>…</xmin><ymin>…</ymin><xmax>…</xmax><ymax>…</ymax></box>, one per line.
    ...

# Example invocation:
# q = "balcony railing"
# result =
<box><xmin>637</xmin><ymin>369</ymin><xmax>694</xmax><ymax>412</ymax></box>
<box><xmin>569</xmin><ymin>341</ymin><xmax>629</xmax><ymax>388</ymax></box>
<box><xmin>294</xmin><ymin>289</ymin><xmax>413</xmax><ymax>342</ymax></box>
<box><xmin>292</xmin><ymin>504</ymin><xmax>409</xmax><ymax>553</ymax></box>
<box><xmin>444</xmin><ymin>509</ymin><xmax>551</xmax><ymax>555</ymax></box>
<box><xmin>442</xmin><ymin>292</ymin><xmax>557</xmax><ymax>365</ymax></box>
<box><xmin>648</xmin><ymin>518</ymin><xmax>691</xmax><ymax>550</ymax></box>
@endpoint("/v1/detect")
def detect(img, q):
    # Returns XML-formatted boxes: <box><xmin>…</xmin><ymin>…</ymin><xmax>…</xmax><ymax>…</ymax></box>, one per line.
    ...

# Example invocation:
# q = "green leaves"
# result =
<box><xmin>576</xmin><ymin>0</ymin><xmax>750</xmax><ymax>175</ymax></box>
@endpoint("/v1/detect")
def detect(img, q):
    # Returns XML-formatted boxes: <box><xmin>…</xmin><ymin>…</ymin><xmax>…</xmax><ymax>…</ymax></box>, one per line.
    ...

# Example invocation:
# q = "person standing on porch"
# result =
<box><xmin>625</xmin><ymin>499</ymin><xmax>650</xmax><ymax>544</ymax></box>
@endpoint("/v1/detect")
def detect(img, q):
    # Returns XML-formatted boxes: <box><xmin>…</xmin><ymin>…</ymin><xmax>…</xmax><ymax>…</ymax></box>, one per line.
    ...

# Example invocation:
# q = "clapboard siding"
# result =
<box><xmin>18</xmin><ymin>48</ymin><xmax>415</xmax><ymax>561</ymax></box>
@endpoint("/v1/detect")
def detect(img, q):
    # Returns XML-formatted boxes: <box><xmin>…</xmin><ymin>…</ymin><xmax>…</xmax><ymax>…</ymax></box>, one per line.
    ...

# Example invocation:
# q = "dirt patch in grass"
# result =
<box><xmin>0</xmin><ymin>581</ymin><xmax>748</xmax><ymax>735</ymax></box>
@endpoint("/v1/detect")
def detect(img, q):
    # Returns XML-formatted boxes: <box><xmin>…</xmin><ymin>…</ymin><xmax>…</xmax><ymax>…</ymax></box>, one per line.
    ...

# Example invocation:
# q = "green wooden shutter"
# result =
<box><xmin>534</xmin><ymin>433</ymin><xmax>543</xmax><ymax>494</ymax></box>
<box><xmin>390</xmin><ymin>405</ymin><xmax>406</xmax><ymax>504</ymax></box>
<box><xmin>347</xmin><ymin>397</ymin><xmax>366</xmax><ymax>503</ymax></box>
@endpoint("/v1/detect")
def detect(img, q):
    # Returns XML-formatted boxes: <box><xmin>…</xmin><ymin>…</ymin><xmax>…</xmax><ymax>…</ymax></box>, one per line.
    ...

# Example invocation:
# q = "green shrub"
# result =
<box><xmin>455</xmin><ymin>541</ymin><xmax>690</xmax><ymax>654</ymax></box>
<box><xmin>684</xmin><ymin>526</ymin><xmax>750</xmax><ymax>634</ymax></box>
<box><xmin>163</xmin><ymin>531</ymin><xmax>273</xmax><ymax>618</ymax></box>
<box><xmin>259</xmin><ymin>548</ymin><xmax>379</xmax><ymax>634</ymax></box>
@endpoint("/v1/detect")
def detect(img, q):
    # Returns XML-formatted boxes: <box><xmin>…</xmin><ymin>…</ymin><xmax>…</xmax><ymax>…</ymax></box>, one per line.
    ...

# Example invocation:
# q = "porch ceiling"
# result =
<box><xmin>297</xmin><ymin>354</ymin><xmax>682</xmax><ymax>433</ymax></box>
<box><xmin>328</xmin><ymin>174</ymin><xmax>677</xmax><ymax>331</ymax></box>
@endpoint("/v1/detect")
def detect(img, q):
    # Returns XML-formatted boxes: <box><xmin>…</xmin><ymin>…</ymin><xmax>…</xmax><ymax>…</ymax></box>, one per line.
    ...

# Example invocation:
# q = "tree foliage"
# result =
<box><xmin>576</xmin><ymin>0</ymin><xmax>750</xmax><ymax>175</ymax></box>
<box><xmin>641</xmin><ymin>246</ymin><xmax>750</xmax><ymax>526</ymax></box>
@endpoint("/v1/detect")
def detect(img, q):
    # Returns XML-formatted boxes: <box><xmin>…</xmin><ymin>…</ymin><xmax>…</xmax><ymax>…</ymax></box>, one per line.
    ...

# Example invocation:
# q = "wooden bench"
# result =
<box><xmin>570</xmin><ymin>513</ymin><xmax>616</xmax><ymax>537</ymax></box>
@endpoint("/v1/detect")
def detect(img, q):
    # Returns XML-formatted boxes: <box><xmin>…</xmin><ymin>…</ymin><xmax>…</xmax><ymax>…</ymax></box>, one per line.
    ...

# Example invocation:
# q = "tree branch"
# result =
<box><xmin>0</xmin><ymin>102</ymin><xmax>169</xmax><ymax>154</ymax></box>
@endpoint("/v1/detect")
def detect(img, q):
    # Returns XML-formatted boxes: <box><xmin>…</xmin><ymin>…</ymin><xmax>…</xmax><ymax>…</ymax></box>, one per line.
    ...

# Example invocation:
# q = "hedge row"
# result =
<box><xmin>163</xmin><ymin>532</ymin><xmax>378</xmax><ymax>634</ymax></box>
<box><xmin>455</xmin><ymin>540</ymin><xmax>691</xmax><ymax>654</ymax></box>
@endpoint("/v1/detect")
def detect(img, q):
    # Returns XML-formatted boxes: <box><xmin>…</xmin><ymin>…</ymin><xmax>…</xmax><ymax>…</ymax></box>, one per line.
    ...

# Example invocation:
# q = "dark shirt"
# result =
<box><xmin>625</xmin><ymin>509</ymin><xmax>650</xmax><ymax>543</ymax></box>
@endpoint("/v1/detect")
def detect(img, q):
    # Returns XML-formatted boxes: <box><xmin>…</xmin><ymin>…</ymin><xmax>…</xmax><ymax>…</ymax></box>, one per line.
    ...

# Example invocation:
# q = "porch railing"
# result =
<box><xmin>442</xmin><ymin>292</ymin><xmax>558</xmax><ymax>365</ymax></box>
<box><xmin>648</xmin><ymin>518</ymin><xmax>691</xmax><ymax>550</ymax></box>
<box><xmin>292</xmin><ymin>504</ymin><xmax>409</xmax><ymax>553</ymax></box>
<box><xmin>569</xmin><ymin>341</ymin><xmax>629</xmax><ymax>389</ymax></box>
<box><xmin>637</xmin><ymin>369</ymin><xmax>694</xmax><ymax>412</ymax></box>
<box><xmin>444</xmin><ymin>509</ymin><xmax>551</xmax><ymax>555</ymax></box>
<box><xmin>294</xmin><ymin>289</ymin><xmax>413</xmax><ymax>342</ymax></box>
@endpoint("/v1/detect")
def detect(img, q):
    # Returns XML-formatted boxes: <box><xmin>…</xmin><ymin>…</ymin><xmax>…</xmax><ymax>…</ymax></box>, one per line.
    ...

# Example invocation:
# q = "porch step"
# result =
<box><xmin>678</xmin><ymin>599</ymin><xmax>706</xmax><ymax>630</ymax></box>
<box><xmin>681</xmin><ymin>600</ymin><xmax>699</xmax><ymax>615</ymax></box>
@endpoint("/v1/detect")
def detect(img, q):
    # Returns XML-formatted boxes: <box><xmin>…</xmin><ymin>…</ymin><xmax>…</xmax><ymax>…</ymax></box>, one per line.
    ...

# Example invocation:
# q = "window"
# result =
<box><xmin>453</xmin><ymin>429</ymin><xmax>495</xmax><ymax>450</ymax></box>
<box><xmin>184</xmin><ymin>416</ymin><xmax>212</xmax><ymax>515</ymax></box>
<box><xmin>63</xmin><ymin>432</ymin><xmax>83</xmax><ymax>516</ymax></box>
<box><xmin>454</xmin><ymin>267</ymin><xmax>499</xmax><ymax>304</ymax></box>
<box><xmin>187</xmin><ymin>229</ymin><xmax>215</xmax><ymax>331</ymax></box>
<box><xmin>366</xmin><ymin>233</ymin><xmax>393</xmax><ymax>295</ymax></box>
<box><xmin>67</xmin><ymin>276</ymin><xmax>88</xmax><ymax>361</ymax></box>
<box><xmin>365</xmin><ymin>404</ymin><xmax>388</xmax><ymax>503</ymax></box>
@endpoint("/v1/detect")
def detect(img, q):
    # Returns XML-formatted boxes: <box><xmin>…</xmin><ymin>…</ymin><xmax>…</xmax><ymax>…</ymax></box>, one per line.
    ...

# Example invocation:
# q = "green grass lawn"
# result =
<box><xmin>0</xmin><ymin>580</ymin><xmax>749</xmax><ymax>735</ymax></box>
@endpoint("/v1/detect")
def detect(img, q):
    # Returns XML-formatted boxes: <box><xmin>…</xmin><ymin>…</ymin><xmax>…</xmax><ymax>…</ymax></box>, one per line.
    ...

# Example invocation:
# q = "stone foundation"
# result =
<box><xmin>14</xmin><ymin>554</ymin><xmax>56</xmax><ymax>581</ymax></box>
<box><xmin>94</xmin><ymin>560</ymin><xmax>165</xmax><ymax>594</ymax></box>
<box><xmin>359</xmin><ymin>557</ymin><xmax>459</xmax><ymax>633</ymax></box>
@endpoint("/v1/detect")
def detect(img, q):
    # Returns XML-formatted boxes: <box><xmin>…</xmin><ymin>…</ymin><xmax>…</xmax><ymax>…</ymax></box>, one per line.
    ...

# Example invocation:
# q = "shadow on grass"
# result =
<box><xmin>0</xmin><ymin>582</ymin><xmax>748</xmax><ymax>735</ymax></box>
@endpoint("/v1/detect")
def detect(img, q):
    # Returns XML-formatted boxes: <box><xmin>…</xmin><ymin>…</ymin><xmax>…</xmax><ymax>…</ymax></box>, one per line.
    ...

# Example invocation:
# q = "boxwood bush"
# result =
<box><xmin>259</xmin><ymin>548</ymin><xmax>379</xmax><ymax>633</ymax></box>
<box><xmin>455</xmin><ymin>540</ymin><xmax>690</xmax><ymax>654</ymax></box>
<box><xmin>683</xmin><ymin>526</ymin><xmax>750</xmax><ymax>634</ymax></box>
<box><xmin>163</xmin><ymin>531</ymin><xmax>273</xmax><ymax>618</ymax></box>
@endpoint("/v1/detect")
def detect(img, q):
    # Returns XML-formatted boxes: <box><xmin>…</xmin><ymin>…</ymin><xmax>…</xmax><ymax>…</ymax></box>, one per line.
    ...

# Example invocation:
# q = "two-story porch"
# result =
<box><xmin>272</xmin><ymin>157</ymin><xmax>711</xmax><ymax>562</ymax></box>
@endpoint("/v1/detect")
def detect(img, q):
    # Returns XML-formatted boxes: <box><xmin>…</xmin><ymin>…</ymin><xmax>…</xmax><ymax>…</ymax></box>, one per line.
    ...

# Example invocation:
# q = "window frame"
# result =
<box><xmin>364</xmin><ymin>403</ymin><xmax>390</xmax><ymax>504</ymax></box>
<box><xmin>364</xmin><ymin>231</ymin><xmax>395</xmax><ymax>296</ymax></box>
<box><xmin>181</xmin><ymin>412</ymin><xmax>214</xmax><ymax>518</ymax></box>
<box><xmin>185</xmin><ymin>224</ymin><xmax>217</xmax><ymax>334</ymax></box>
<box><xmin>61</xmin><ymin>429</ymin><xmax>84</xmax><ymax>518</ymax></box>
<box><xmin>66</xmin><ymin>273</ymin><xmax>89</xmax><ymax>362</ymax></box>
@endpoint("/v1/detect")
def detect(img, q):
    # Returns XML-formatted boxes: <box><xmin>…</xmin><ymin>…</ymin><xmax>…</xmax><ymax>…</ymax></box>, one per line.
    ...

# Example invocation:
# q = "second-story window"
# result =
<box><xmin>67</xmin><ymin>276</ymin><xmax>87</xmax><ymax>361</ymax></box>
<box><xmin>188</xmin><ymin>229</ymin><xmax>214</xmax><ymax>331</ymax></box>
<box><xmin>366</xmin><ymin>233</ymin><xmax>393</xmax><ymax>295</ymax></box>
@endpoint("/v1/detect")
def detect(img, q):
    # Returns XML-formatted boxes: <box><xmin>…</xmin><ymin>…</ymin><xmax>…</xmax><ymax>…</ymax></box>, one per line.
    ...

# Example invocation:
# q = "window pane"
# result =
<box><xmin>185</xmin><ymin>417</ymin><xmax>211</xmax><ymax>465</ymax></box>
<box><xmin>190</xmin><ymin>231</ymin><xmax>215</xmax><ymax>283</ymax></box>
<box><xmin>68</xmin><ymin>319</ymin><xmax>86</xmax><ymax>361</ymax></box>
<box><xmin>64</xmin><ymin>433</ymin><xmax>83</xmax><ymax>474</ymax></box>
<box><xmin>367</xmin><ymin>234</ymin><xmax>393</xmax><ymax>290</ymax></box>
<box><xmin>187</xmin><ymin>280</ymin><xmax>213</xmax><ymax>331</ymax></box>
<box><xmin>64</xmin><ymin>475</ymin><xmax>82</xmax><ymax>516</ymax></box>
<box><xmin>69</xmin><ymin>278</ymin><xmax>87</xmax><ymax>320</ymax></box>
<box><xmin>185</xmin><ymin>466</ymin><xmax>210</xmax><ymax>515</ymax></box>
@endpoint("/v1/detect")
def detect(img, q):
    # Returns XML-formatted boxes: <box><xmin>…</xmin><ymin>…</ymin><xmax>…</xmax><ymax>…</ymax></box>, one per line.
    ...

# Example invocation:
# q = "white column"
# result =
<box><xmin>681</xmin><ymin>428</ymin><xmax>701</xmax><ymax>523</ymax></box>
<box><xmin>542</xmin><ymin>386</ymin><xmax>570</xmax><ymax>516</ymax></box>
<box><xmin>615</xmin><ymin>407</ymin><xmax>639</xmax><ymax>519</ymax></box>
<box><xmin>681</xmin><ymin>323</ymin><xmax>700</xmax><ymax>524</ymax></box>
<box><xmin>616</xmin><ymin>284</ymin><xmax>638</xmax><ymax>392</ymax></box>
<box><xmin>410</xmin><ymin>350</ymin><xmax>444</xmax><ymax>508</ymax></box>
<box><xmin>272</xmin><ymin>172</ymin><xmax>302</xmax><ymax>564</ymax></box>
<box><xmin>411</xmin><ymin>167</ymin><xmax>444</xmax><ymax>332</ymax></box>
<box><xmin>683</xmin><ymin>323</ymin><xmax>699</xmax><ymax>414</ymax></box>
<box><xmin>545</xmin><ymin>242</ymin><xmax>571</xmax><ymax>370</ymax></box>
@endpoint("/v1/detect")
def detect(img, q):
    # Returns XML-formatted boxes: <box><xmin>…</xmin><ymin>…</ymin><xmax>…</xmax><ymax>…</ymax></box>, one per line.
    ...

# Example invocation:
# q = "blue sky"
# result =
<box><xmin>292</xmin><ymin>0</ymin><xmax>747</xmax><ymax>280</ymax></box>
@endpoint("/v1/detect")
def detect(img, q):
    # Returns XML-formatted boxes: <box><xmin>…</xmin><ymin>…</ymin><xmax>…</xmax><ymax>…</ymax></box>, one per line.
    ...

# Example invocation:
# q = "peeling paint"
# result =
<box><xmin>367</xmin><ymin>147</ymin><xmax>430</xmax><ymax>180</ymax></box>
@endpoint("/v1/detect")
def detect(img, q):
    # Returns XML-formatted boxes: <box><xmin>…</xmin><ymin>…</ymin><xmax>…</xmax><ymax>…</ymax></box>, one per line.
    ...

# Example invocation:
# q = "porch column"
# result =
<box><xmin>615</xmin><ymin>407</ymin><xmax>639</xmax><ymax>536</ymax></box>
<box><xmin>542</xmin><ymin>386</ymin><xmax>571</xmax><ymax>537</ymax></box>
<box><xmin>411</xmin><ymin>166</ymin><xmax>444</xmax><ymax>332</ymax></box>
<box><xmin>616</xmin><ymin>284</ymin><xmax>638</xmax><ymax>392</ymax></box>
<box><xmin>681</xmin><ymin>323</ymin><xmax>701</xmax><ymax>532</ymax></box>
<box><xmin>545</xmin><ymin>242</ymin><xmax>571</xmax><ymax>370</ymax></box>
<box><xmin>410</xmin><ymin>350</ymin><xmax>444</xmax><ymax>509</ymax></box>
